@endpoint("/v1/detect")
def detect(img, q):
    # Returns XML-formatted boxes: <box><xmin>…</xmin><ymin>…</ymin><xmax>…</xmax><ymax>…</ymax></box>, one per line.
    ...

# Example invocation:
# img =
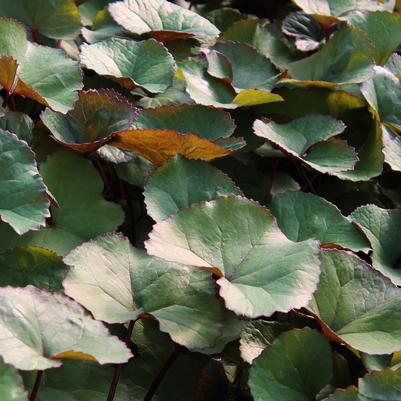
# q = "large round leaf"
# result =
<box><xmin>350</xmin><ymin>204</ymin><xmax>401</xmax><ymax>285</ymax></box>
<box><xmin>144</xmin><ymin>156</ymin><xmax>243</xmax><ymax>221</ymax></box>
<box><xmin>80</xmin><ymin>38</ymin><xmax>176</xmax><ymax>94</ymax></box>
<box><xmin>253</xmin><ymin>115</ymin><xmax>358</xmax><ymax>176</ymax></box>
<box><xmin>0</xmin><ymin>285</ymin><xmax>132</xmax><ymax>370</ymax></box>
<box><xmin>146</xmin><ymin>196</ymin><xmax>320</xmax><ymax>318</ymax></box>
<box><xmin>287</xmin><ymin>27</ymin><xmax>374</xmax><ymax>87</ymax></box>
<box><xmin>108</xmin><ymin>0</ymin><xmax>220</xmax><ymax>43</ymax></box>
<box><xmin>248</xmin><ymin>328</ymin><xmax>333</xmax><ymax>401</ymax></box>
<box><xmin>0</xmin><ymin>0</ymin><xmax>80</xmax><ymax>40</ymax></box>
<box><xmin>0</xmin><ymin>129</ymin><xmax>49</xmax><ymax>235</ymax></box>
<box><xmin>309</xmin><ymin>249</ymin><xmax>401</xmax><ymax>354</ymax></box>
<box><xmin>0</xmin><ymin>362</ymin><xmax>27</xmax><ymax>401</ymax></box>
<box><xmin>0</xmin><ymin>18</ymin><xmax>83</xmax><ymax>113</ymax></box>
<box><xmin>64</xmin><ymin>233</ymin><xmax>228</xmax><ymax>352</ymax></box>
<box><xmin>271</xmin><ymin>192</ymin><xmax>370</xmax><ymax>251</ymax></box>
<box><xmin>41</xmin><ymin>89</ymin><xmax>138</xmax><ymax>154</ymax></box>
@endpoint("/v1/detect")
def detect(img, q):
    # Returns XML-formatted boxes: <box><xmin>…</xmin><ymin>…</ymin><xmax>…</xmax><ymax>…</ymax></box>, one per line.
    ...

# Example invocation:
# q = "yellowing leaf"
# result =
<box><xmin>110</xmin><ymin>129</ymin><xmax>232</xmax><ymax>165</ymax></box>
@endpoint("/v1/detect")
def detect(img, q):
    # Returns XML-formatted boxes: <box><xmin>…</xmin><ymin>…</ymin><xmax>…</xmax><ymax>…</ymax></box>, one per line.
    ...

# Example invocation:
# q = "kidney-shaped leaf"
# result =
<box><xmin>0</xmin><ymin>0</ymin><xmax>80</xmax><ymax>40</ymax></box>
<box><xmin>253</xmin><ymin>115</ymin><xmax>358</xmax><ymax>176</ymax></box>
<box><xmin>0</xmin><ymin>285</ymin><xmax>132</xmax><ymax>370</ymax></box>
<box><xmin>309</xmin><ymin>249</ymin><xmax>401</xmax><ymax>354</ymax></box>
<box><xmin>146</xmin><ymin>196</ymin><xmax>320</xmax><ymax>318</ymax></box>
<box><xmin>249</xmin><ymin>328</ymin><xmax>333</xmax><ymax>401</ymax></box>
<box><xmin>135</xmin><ymin>104</ymin><xmax>235</xmax><ymax>140</ymax></box>
<box><xmin>64</xmin><ymin>233</ymin><xmax>226</xmax><ymax>352</ymax></box>
<box><xmin>110</xmin><ymin>129</ymin><xmax>233</xmax><ymax>166</ymax></box>
<box><xmin>351</xmin><ymin>204</ymin><xmax>401</xmax><ymax>285</ymax></box>
<box><xmin>41</xmin><ymin>89</ymin><xmax>138</xmax><ymax>154</ymax></box>
<box><xmin>0</xmin><ymin>362</ymin><xmax>27</xmax><ymax>401</ymax></box>
<box><xmin>108</xmin><ymin>0</ymin><xmax>220</xmax><ymax>42</ymax></box>
<box><xmin>80</xmin><ymin>38</ymin><xmax>175</xmax><ymax>94</ymax></box>
<box><xmin>144</xmin><ymin>156</ymin><xmax>242</xmax><ymax>221</ymax></box>
<box><xmin>0</xmin><ymin>107</ymin><xmax>33</xmax><ymax>143</ymax></box>
<box><xmin>271</xmin><ymin>192</ymin><xmax>370</xmax><ymax>251</ymax></box>
<box><xmin>0</xmin><ymin>18</ymin><xmax>83</xmax><ymax>113</ymax></box>
<box><xmin>287</xmin><ymin>28</ymin><xmax>374</xmax><ymax>87</ymax></box>
<box><xmin>0</xmin><ymin>129</ymin><xmax>49</xmax><ymax>235</ymax></box>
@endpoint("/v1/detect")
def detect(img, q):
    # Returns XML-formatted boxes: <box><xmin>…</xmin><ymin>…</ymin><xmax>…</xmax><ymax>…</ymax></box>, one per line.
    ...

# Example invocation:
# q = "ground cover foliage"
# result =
<box><xmin>0</xmin><ymin>0</ymin><xmax>400</xmax><ymax>400</ymax></box>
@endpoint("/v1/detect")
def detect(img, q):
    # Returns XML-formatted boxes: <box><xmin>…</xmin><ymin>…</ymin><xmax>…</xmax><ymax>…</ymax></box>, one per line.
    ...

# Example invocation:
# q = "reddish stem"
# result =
<box><xmin>29</xmin><ymin>370</ymin><xmax>43</xmax><ymax>401</ymax></box>
<box><xmin>31</xmin><ymin>28</ymin><xmax>40</xmax><ymax>44</ymax></box>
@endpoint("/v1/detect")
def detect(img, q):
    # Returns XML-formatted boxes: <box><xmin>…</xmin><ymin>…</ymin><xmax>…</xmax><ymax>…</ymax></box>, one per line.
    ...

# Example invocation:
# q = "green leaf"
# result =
<box><xmin>351</xmin><ymin>204</ymin><xmax>401</xmax><ymax>285</ymax></box>
<box><xmin>80</xmin><ymin>38</ymin><xmax>176</xmax><ymax>94</ymax></box>
<box><xmin>135</xmin><ymin>104</ymin><xmax>235</xmax><ymax>140</ymax></box>
<box><xmin>146</xmin><ymin>196</ymin><xmax>320</xmax><ymax>318</ymax></box>
<box><xmin>0</xmin><ymin>285</ymin><xmax>132</xmax><ymax>370</ymax></box>
<box><xmin>347</xmin><ymin>11</ymin><xmax>401</xmax><ymax>65</ymax></box>
<box><xmin>144</xmin><ymin>156</ymin><xmax>243</xmax><ymax>221</ymax></box>
<box><xmin>248</xmin><ymin>328</ymin><xmax>333</xmax><ymax>401</ymax></box>
<box><xmin>180</xmin><ymin>59</ymin><xmax>237</xmax><ymax>108</ymax></box>
<box><xmin>253</xmin><ymin>115</ymin><xmax>358</xmax><ymax>175</ymax></box>
<box><xmin>232</xmin><ymin>88</ymin><xmax>284</xmax><ymax>106</ymax></box>
<box><xmin>383</xmin><ymin>124</ymin><xmax>401</xmax><ymax>171</ymax></box>
<box><xmin>221</xmin><ymin>19</ymin><xmax>299</xmax><ymax>70</ymax></box>
<box><xmin>0</xmin><ymin>0</ymin><xmax>80</xmax><ymax>40</ymax></box>
<box><xmin>64</xmin><ymin>233</ymin><xmax>228</xmax><ymax>352</ymax></box>
<box><xmin>239</xmin><ymin>320</ymin><xmax>291</xmax><ymax>364</ymax></box>
<box><xmin>0</xmin><ymin>362</ymin><xmax>27</xmax><ymax>401</ymax></box>
<box><xmin>0</xmin><ymin>246</ymin><xmax>66</xmax><ymax>291</ymax></box>
<box><xmin>41</xmin><ymin>89</ymin><xmax>138</xmax><ymax>154</ymax></box>
<box><xmin>292</xmin><ymin>0</ymin><xmax>394</xmax><ymax>17</ymax></box>
<box><xmin>211</xmin><ymin>41</ymin><xmax>278</xmax><ymax>91</ymax></box>
<box><xmin>309</xmin><ymin>249</ymin><xmax>401</xmax><ymax>354</ymax></box>
<box><xmin>271</xmin><ymin>192</ymin><xmax>370</xmax><ymax>251</ymax></box>
<box><xmin>0</xmin><ymin>108</ymin><xmax>33</xmax><ymax>143</ymax></box>
<box><xmin>206</xmin><ymin>7</ymin><xmax>248</xmax><ymax>32</ymax></box>
<box><xmin>361</xmin><ymin>66</ymin><xmax>401</xmax><ymax>132</ymax></box>
<box><xmin>328</xmin><ymin>368</ymin><xmax>401</xmax><ymax>400</ymax></box>
<box><xmin>108</xmin><ymin>0</ymin><xmax>220</xmax><ymax>42</ymax></box>
<box><xmin>287</xmin><ymin>27</ymin><xmax>374</xmax><ymax>86</ymax></box>
<box><xmin>0</xmin><ymin>19</ymin><xmax>83</xmax><ymax>113</ymax></box>
<box><xmin>115</xmin><ymin>154</ymin><xmax>156</xmax><ymax>186</ymax></box>
<box><xmin>0</xmin><ymin>129</ymin><xmax>49</xmax><ymax>234</ymax></box>
<box><xmin>0</xmin><ymin>149</ymin><xmax>124</xmax><ymax>256</ymax></box>
<box><xmin>282</xmin><ymin>11</ymin><xmax>325</xmax><ymax>51</ymax></box>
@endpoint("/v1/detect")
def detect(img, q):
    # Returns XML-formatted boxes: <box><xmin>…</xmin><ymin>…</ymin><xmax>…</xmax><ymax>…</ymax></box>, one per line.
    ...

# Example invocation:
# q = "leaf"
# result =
<box><xmin>180</xmin><ymin>59</ymin><xmax>237</xmax><ymax>108</ymax></box>
<box><xmin>350</xmin><ymin>204</ymin><xmax>401</xmax><ymax>285</ymax></box>
<box><xmin>221</xmin><ymin>19</ymin><xmax>299</xmax><ymax>69</ymax></box>
<box><xmin>361</xmin><ymin>66</ymin><xmax>401</xmax><ymax>132</ymax></box>
<box><xmin>0</xmin><ymin>18</ymin><xmax>83</xmax><ymax>113</ymax></box>
<box><xmin>292</xmin><ymin>0</ymin><xmax>394</xmax><ymax>17</ymax></box>
<box><xmin>383</xmin><ymin>124</ymin><xmax>401</xmax><ymax>171</ymax></box>
<box><xmin>134</xmin><ymin>104</ymin><xmax>235</xmax><ymax>140</ymax></box>
<box><xmin>327</xmin><ymin>368</ymin><xmax>401</xmax><ymax>400</ymax></box>
<box><xmin>253</xmin><ymin>115</ymin><xmax>358</xmax><ymax>176</ymax></box>
<box><xmin>144</xmin><ymin>156</ymin><xmax>243</xmax><ymax>221</ymax></box>
<box><xmin>80</xmin><ymin>38</ymin><xmax>176</xmax><ymax>94</ymax></box>
<box><xmin>0</xmin><ymin>0</ymin><xmax>80</xmax><ymax>40</ymax></box>
<box><xmin>116</xmin><ymin>155</ymin><xmax>156</xmax><ymax>186</ymax></box>
<box><xmin>0</xmin><ymin>108</ymin><xmax>33</xmax><ymax>143</ymax></box>
<box><xmin>232</xmin><ymin>88</ymin><xmax>284</xmax><ymax>106</ymax></box>
<box><xmin>0</xmin><ymin>285</ymin><xmax>132</xmax><ymax>370</ymax></box>
<box><xmin>41</xmin><ymin>89</ymin><xmax>138</xmax><ymax>154</ymax></box>
<box><xmin>287</xmin><ymin>27</ymin><xmax>374</xmax><ymax>86</ymax></box>
<box><xmin>212</xmin><ymin>41</ymin><xmax>278</xmax><ymax>91</ymax></box>
<box><xmin>0</xmin><ymin>129</ymin><xmax>49</xmax><ymax>234</ymax></box>
<box><xmin>64</xmin><ymin>233</ymin><xmax>227</xmax><ymax>352</ymax></box>
<box><xmin>0</xmin><ymin>246</ymin><xmax>66</xmax><ymax>291</ymax></box>
<box><xmin>239</xmin><ymin>320</ymin><xmax>291</xmax><ymax>364</ymax></box>
<box><xmin>206</xmin><ymin>7</ymin><xmax>249</xmax><ymax>32</ymax></box>
<box><xmin>0</xmin><ymin>362</ymin><xmax>27</xmax><ymax>401</ymax></box>
<box><xmin>271</xmin><ymin>192</ymin><xmax>370</xmax><ymax>251</ymax></box>
<box><xmin>0</xmin><ymin>149</ymin><xmax>124</xmax><ymax>256</ymax></box>
<box><xmin>146</xmin><ymin>196</ymin><xmax>320</xmax><ymax>318</ymax></box>
<box><xmin>309</xmin><ymin>249</ymin><xmax>401</xmax><ymax>354</ymax></box>
<box><xmin>108</xmin><ymin>0</ymin><xmax>220</xmax><ymax>43</ymax></box>
<box><xmin>110</xmin><ymin>128</ymin><xmax>233</xmax><ymax>166</ymax></box>
<box><xmin>248</xmin><ymin>328</ymin><xmax>333</xmax><ymax>401</ymax></box>
<box><xmin>347</xmin><ymin>11</ymin><xmax>401</xmax><ymax>65</ymax></box>
<box><xmin>282</xmin><ymin>11</ymin><xmax>325</xmax><ymax>51</ymax></box>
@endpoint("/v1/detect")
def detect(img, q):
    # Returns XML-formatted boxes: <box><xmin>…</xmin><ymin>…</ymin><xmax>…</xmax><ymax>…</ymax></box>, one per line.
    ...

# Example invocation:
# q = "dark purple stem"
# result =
<box><xmin>29</xmin><ymin>370</ymin><xmax>43</xmax><ymax>401</ymax></box>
